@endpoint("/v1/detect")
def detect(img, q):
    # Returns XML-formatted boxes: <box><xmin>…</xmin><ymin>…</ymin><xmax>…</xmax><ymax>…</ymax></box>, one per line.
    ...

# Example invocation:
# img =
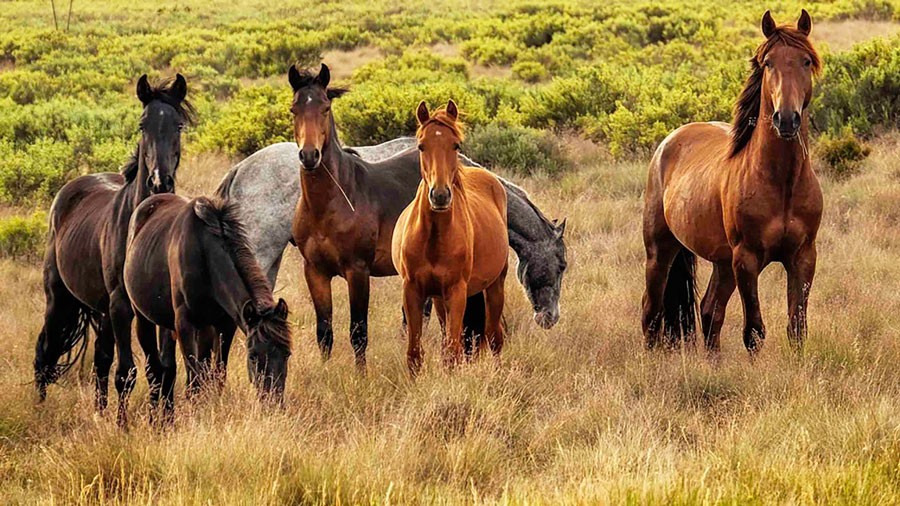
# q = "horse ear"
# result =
<box><xmin>797</xmin><ymin>9</ymin><xmax>812</xmax><ymax>36</ymax></box>
<box><xmin>288</xmin><ymin>65</ymin><xmax>302</xmax><ymax>91</ymax></box>
<box><xmin>761</xmin><ymin>10</ymin><xmax>776</xmax><ymax>38</ymax></box>
<box><xmin>242</xmin><ymin>300</ymin><xmax>260</xmax><ymax>328</ymax></box>
<box><xmin>275</xmin><ymin>298</ymin><xmax>288</xmax><ymax>319</ymax></box>
<box><xmin>555</xmin><ymin>217</ymin><xmax>567</xmax><ymax>238</ymax></box>
<box><xmin>446</xmin><ymin>99</ymin><xmax>459</xmax><ymax>121</ymax></box>
<box><xmin>326</xmin><ymin>88</ymin><xmax>348</xmax><ymax>100</ymax></box>
<box><xmin>316</xmin><ymin>63</ymin><xmax>331</xmax><ymax>89</ymax></box>
<box><xmin>416</xmin><ymin>101</ymin><xmax>430</xmax><ymax>125</ymax></box>
<box><xmin>136</xmin><ymin>74</ymin><xmax>152</xmax><ymax>104</ymax></box>
<box><xmin>170</xmin><ymin>74</ymin><xmax>187</xmax><ymax>103</ymax></box>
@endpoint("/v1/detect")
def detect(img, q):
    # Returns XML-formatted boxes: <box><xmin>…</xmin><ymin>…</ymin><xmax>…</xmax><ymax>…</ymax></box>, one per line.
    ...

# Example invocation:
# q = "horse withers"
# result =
<box><xmin>34</xmin><ymin>75</ymin><xmax>192</xmax><ymax>425</ymax></box>
<box><xmin>642</xmin><ymin>10</ymin><xmax>822</xmax><ymax>354</ymax></box>
<box><xmin>393</xmin><ymin>101</ymin><xmax>508</xmax><ymax>374</ymax></box>
<box><xmin>124</xmin><ymin>195</ymin><xmax>291</xmax><ymax>419</ymax></box>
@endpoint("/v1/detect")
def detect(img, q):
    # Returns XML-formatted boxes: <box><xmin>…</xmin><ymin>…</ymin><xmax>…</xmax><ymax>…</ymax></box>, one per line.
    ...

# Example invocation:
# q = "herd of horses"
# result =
<box><xmin>31</xmin><ymin>10</ymin><xmax>822</xmax><ymax>426</ymax></box>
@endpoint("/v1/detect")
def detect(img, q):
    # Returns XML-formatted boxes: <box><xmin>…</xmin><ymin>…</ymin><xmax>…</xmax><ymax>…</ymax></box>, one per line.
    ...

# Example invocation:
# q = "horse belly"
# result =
<box><xmin>55</xmin><ymin>219</ymin><xmax>107</xmax><ymax>311</ymax></box>
<box><xmin>663</xmin><ymin>181</ymin><xmax>730</xmax><ymax>261</ymax></box>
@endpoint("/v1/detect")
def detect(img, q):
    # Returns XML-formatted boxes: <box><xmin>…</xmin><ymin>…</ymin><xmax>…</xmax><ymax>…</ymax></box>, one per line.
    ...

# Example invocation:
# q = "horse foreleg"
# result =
<box><xmin>304</xmin><ymin>264</ymin><xmax>333</xmax><ymax>361</ymax></box>
<box><xmin>442</xmin><ymin>282</ymin><xmax>468</xmax><ymax>369</ymax></box>
<box><xmin>733</xmin><ymin>247</ymin><xmax>766</xmax><ymax>354</ymax></box>
<box><xmin>787</xmin><ymin>242</ymin><xmax>816</xmax><ymax>353</ymax></box>
<box><xmin>700</xmin><ymin>261</ymin><xmax>736</xmax><ymax>355</ymax></box>
<box><xmin>109</xmin><ymin>288</ymin><xmax>137</xmax><ymax>428</ymax></box>
<box><xmin>175</xmin><ymin>306</ymin><xmax>203</xmax><ymax>399</ymax></box>
<box><xmin>346</xmin><ymin>269</ymin><xmax>371</xmax><ymax>374</ymax></box>
<box><xmin>483</xmin><ymin>264</ymin><xmax>508</xmax><ymax>360</ymax></box>
<box><xmin>217</xmin><ymin>320</ymin><xmax>237</xmax><ymax>387</ymax></box>
<box><xmin>403</xmin><ymin>282</ymin><xmax>425</xmax><ymax>377</ymax></box>
<box><xmin>93</xmin><ymin>315</ymin><xmax>115</xmax><ymax>411</ymax></box>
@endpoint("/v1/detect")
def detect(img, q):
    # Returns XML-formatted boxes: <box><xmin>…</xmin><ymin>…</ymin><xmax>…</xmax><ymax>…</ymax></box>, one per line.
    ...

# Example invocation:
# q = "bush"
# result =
<box><xmin>194</xmin><ymin>85</ymin><xmax>293</xmax><ymax>156</ymax></box>
<box><xmin>511</xmin><ymin>61</ymin><xmax>548</xmax><ymax>83</ymax></box>
<box><xmin>813</xmin><ymin>36</ymin><xmax>900</xmax><ymax>137</ymax></box>
<box><xmin>816</xmin><ymin>130</ymin><xmax>872</xmax><ymax>180</ymax></box>
<box><xmin>0</xmin><ymin>211</ymin><xmax>47</xmax><ymax>261</ymax></box>
<box><xmin>463</xmin><ymin>124</ymin><xmax>570</xmax><ymax>177</ymax></box>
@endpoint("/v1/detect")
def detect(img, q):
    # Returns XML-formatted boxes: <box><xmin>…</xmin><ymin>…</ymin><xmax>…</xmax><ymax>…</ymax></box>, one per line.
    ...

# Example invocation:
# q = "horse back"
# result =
<box><xmin>49</xmin><ymin>173</ymin><xmax>125</xmax><ymax>311</ymax></box>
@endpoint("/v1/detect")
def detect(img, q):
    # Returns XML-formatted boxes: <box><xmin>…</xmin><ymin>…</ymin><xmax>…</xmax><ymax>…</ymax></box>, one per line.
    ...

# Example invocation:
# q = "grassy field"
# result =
<box><xmin>2</xmin><ymin>0</ymin><xmax>900</xmax><ymax>504</ymax></box>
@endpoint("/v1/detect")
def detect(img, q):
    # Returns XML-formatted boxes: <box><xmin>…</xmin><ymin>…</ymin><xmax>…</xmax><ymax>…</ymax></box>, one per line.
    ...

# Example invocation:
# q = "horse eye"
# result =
<box><xmin>417</xmin><ymin>144</ymin><xmax>424</xmax><ymax>152</ymax></box>
<box><xmin>453</xmin><ymin>143</ymin><xmax>460</xmax><ymax>151</ymax></box>
<box><xmin>322</xmin><ymin>107</ymin><xmax>331</xmax><ymax>115</ymax></box>
<box><xmin>803</xmin><ymin>58</ymin><xmax>812</xmax><ymax>68</ymax></box>
<box><xmin>764</xmin><ymin>60</ymin><xmax>773</xmax><ymax>69</ymax></box>
<box><xmin>177</xmin><ymin>123</ymin><xmax>185</xmax><ymax>131</ymax></box>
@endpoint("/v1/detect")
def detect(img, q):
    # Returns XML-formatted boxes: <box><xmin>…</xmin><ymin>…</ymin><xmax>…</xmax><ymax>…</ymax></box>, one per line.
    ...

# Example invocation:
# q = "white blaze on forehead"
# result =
<box><xmin>306</xmin><ymin>95</ymin><xmax>313</xmax><ymax>104</ymax></box>
<box><xmin>435</xmin><ymin>131</ymin><xmax>442</xmax><ymax>136</ymax></box>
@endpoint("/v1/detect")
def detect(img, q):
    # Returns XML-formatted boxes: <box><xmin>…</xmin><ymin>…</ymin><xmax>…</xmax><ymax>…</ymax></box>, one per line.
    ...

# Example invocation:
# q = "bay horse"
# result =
<box><xmin>642</xmin><ymin>10</ymin><xmax>822</xmax><ymax>354</ymax></box>
<box><xmin>34</xmin><ymin>74</ymin><xmax>192</xmax><ymax>425</ymax></box>
<box><xmin>125</xmin><ymin>194</ymin><xmax>291</xmax><ymax>417</ymax></box>
<box><xmin>392</xmin><ymin>101</ymin><xmax>508</xmax><ymax>374</ymax></box>
<box><xmin>289</xmin><ymin>64</ymin><xmax>424</xmax><ymax>372</ymax></box>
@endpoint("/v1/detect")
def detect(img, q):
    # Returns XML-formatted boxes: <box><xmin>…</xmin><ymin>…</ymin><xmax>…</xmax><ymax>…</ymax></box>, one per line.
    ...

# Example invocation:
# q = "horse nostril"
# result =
<box><xmin>772</xmin><ymin>111</ymin><xmax>781</xmax><ymax>127</ymax></box>
<box><xmin>792</xmin><ymin>111</ymin><xmax>801</xmax><ymax>130</ymax></box>
<box><xmin>146</xmin><ymin>176</ymin><xmax>154</xmax><ymax>188</ymax></box>
<box><xmin>313</xmin><ymin>149</ymin><xmax>320</xmax><ymax>161</ymax></box>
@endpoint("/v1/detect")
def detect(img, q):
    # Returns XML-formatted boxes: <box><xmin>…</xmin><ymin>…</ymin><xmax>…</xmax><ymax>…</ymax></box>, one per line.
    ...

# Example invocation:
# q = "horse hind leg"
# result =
<box><xmin>109</xmin><ymin>287</ymin><xmax>138</xmax><ymax>427</ymax></box>
<box><xmin>699</xmin><ymin>261</ymin><xmax>736</xmax><ymax>355</ymax></box>
<box><xmin>462</xmin><ymin>292</ymin><xmax>486</xmax><ymax>359</ymax></box>
<box><xmin>135</xmin><ymin>314</ymin><xmax>164</xmax><ymax>425</ymax></box>
<box><xmin>642</xmin><ymin>233</ymin><xmax>698</xmax><ymax>349</ymax></box>
<box><xmin>483</xmin><ymin>264</ymin><xmax>508</xmax><ymax>359</ymax></box>
<box><xmin>34</xmin><ymin>247</ymin><xmax>93</xmax><ymax>402</ymax></box>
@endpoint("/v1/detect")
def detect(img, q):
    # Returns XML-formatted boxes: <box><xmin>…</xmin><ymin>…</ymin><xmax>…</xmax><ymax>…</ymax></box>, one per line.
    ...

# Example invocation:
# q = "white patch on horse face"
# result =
<box><xmin>306</xmin><ymin>95</ymin><xmax>313</xmax><ymax>104</ymax></box>
<box><xmin>435</xmin><ymin>131</ymin><xmax>442</xmax><ymax>136</ymax></box>
<box><xmin>159</xmin><ymin>110</ymin><xmax>165</xmax><ymax>117</ymax></box>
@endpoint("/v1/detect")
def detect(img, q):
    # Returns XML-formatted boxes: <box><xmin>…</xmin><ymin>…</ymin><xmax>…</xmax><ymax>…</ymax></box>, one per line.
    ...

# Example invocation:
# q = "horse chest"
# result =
<box><xmin>296</xmin><ymin>211</ymin><xmax>376</xmax><ymax>274</ymax></box>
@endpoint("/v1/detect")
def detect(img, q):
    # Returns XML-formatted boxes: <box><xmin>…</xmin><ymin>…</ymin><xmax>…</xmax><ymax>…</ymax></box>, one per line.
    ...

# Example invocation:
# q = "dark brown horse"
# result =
<box><xmin>34</xmin><ymin>75</ymin><xmax>192</xmax><ymax>425</ymax></box>
<box><xmin>393</xmin><ymin>101</ymin><xmax>508</xmax><ymax>374</ymax></box>
<box><xmin>289</xmin><ymin>64</ymin><xmax>422</xmax><ymax>372</ymax></box>
<box><xmin>642</xmin><ymin>10</ymin><xmax>822</xmax><ymax>354</ymax></box>
<box><xmin>125</xmin><ymin>195</ymin><xmax>291</xmax><ymax>416</ymax></box>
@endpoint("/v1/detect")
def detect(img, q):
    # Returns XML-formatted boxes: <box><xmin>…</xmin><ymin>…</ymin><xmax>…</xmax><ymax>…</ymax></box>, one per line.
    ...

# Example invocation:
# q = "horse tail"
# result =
<box><xmin>214</xmin><ymin>165</ymin><xmax>239</xmax><ymax>200</ymax></box>
<box><xmin>34</xmin><ymin>230</ymin><xmax>98</xmax><ymax>393</ymax></box>
<box><xmin>663</xmin><ymin>248</ymin><xmax>698</xmax><ymax>347</ymax></box>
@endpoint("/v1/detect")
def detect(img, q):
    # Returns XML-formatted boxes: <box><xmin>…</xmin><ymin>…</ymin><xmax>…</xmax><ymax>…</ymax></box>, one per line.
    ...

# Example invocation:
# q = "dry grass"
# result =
<box><xmin>815</xmin><ymin>19</ymin><xmax>900</xmax><ymax>52</ymax></box>
<box><xmin>2</xmin><ymin>135</ymin><xmax>900</xmax><ymax>504</ymax></box>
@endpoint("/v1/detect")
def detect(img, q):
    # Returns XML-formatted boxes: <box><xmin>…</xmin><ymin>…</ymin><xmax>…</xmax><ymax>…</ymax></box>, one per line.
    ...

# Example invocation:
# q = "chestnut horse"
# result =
<box><xmin>642</xmin><ymin>10</ymin><xmax>822</xmax><ymax>354</ymax></box>
<box><xmin>34</xmin><ymin>75</ymin><xmax>192</xmax><ymax>425</ymax></box>
<box><xmin>125</xmin><ymin>195</ymin><xmax>291</xmax><ymax>417</ymax></box>
<box><xmin>393</xmin><ymin>101</ymin><xmax>508</xmax><ymax>374</ymax></box>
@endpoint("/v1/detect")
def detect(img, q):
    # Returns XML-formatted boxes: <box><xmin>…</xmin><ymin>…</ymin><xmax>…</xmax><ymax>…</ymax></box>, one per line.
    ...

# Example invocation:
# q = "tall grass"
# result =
<box><xmin>2</xmin><ymin>135</ymin><xmax>900</xmax><ymax>504</ymax></box>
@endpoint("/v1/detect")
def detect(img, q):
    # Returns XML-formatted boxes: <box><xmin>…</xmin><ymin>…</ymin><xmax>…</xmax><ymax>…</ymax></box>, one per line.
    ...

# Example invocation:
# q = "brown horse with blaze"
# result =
<box><xmin>392</xmin><ymin>100</ymin><xmax>509</xmax><ymax>375</ymax></box>
<box><xmin>642</xmin><ymin>10</ymin><xmax>823</xmax><ymax>354</ymax></box>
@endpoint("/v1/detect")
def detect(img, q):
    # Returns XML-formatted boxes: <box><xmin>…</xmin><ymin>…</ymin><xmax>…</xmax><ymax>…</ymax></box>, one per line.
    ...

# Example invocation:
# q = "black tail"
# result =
<box><xmin>662</xmin><ymin>248</ymin><xmax>698</xmax><ymax>348</ymax></box>
<box><xmin>34</xmin><ymin>302</ymin><xmax>96</xmax><ymax>396</ymax></box>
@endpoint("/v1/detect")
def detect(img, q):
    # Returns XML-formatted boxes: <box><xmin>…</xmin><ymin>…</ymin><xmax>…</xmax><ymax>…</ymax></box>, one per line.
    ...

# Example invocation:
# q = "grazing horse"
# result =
<box><xmin>642</xmin><ymin>10</ymin><xmax>822</xmax><ymax>354</ymax></box>
<box><xmin>125</xmin><ymin>194</ymin><xmax>291</xmax><ymax>416</ymax></box>
<box><xmin>34</xmin><ymin>75</ymin><xmax>192</xmax><ymax>425</ymax></box>
<box><xmin>393</xmin><ymin>101</ymin><xmax>508</xmax><ymax>374</ymax></box>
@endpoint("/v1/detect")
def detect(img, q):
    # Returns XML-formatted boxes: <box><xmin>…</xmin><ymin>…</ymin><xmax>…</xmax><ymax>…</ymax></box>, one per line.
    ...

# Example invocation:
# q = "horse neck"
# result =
<box><xmin>745</xmin><ymin>100</ymin><xmax>810</xmax><ymax>187</ymax></box>
<box><xmin>300</xmin><ymin>118</ymin><xmax>361</xmax><ymax>213</ymax></box>
<box><xmin>506</xmin><ymin>189</ymin><xmax>554</xmax><ymax>255</ymax></box>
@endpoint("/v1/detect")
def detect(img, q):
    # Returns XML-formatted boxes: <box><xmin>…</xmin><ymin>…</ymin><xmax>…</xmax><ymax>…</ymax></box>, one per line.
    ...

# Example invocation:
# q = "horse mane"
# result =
<box><xmin>191</xmin><ymin>196</ymin><xmax>276</xmax><ymax>316</ymax></box>
<box><xmin>417</xmin><ymin>109</ymin><xmax>465</xmax><ymax>143</ymax></box>
<box><xmin>120</xmin><ymin>149</ymin><xmax>140</xmax><ymax>183</ymax></box>
<box><xmin>730</xmin><ymin>25</ymin><xmax>821</xmax><ymax>157</ymax></box>
<box><xmin>503</xmin><ymin>178</ymin><xmax>557</xmax><ymax>235</ymax></box>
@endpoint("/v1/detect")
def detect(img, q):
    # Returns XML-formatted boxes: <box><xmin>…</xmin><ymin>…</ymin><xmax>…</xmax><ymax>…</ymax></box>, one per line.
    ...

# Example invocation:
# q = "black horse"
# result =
<box><xmin>125</xmin><ymin>194</ymin><xmax>291</xmax><ymax>419</ymax></box>
<box><xmin>34</xmin><ymin>74</ymin><xmax>192</xmax><ymax>426</ymax></box>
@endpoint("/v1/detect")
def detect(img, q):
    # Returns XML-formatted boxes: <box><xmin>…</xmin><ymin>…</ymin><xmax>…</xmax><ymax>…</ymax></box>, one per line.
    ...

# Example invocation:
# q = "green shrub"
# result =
<box><xmin>194</xmin><ymin>85</ymin><xmax>293</xmax><ymax>156</ymax></box>
<box><xmin>463</xmin><ymin>124</ymin><xmax>570</xmax><ymax>177</ymax></box>
<box><xmin>816</xmin><ymin>130</ymin><xmax>872</xmax><ymax>180</ymax></box>
<box><xmin>812</xmin><ymin>36</ymin><xmax>900</xmax><ymax>137</ymax></box>
<box><xmin>0</xmin><ymin>211</ymin><xmax>47</xmax><ymax>261</ymax></box>
<box><xmin>0</xmin><ymin>139</ymin><xmax>77</xmax><ymax>205</ymax></box>
<box><xmin>511</xmin><ymin>61</ymin><xmax>548</xmax><ymax>83</ymax></box>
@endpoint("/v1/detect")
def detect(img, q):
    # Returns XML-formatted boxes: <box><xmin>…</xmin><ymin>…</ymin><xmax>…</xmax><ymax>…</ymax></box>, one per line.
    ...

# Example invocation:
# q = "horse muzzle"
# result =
<box><xmin>428</xmin><ymin>187</ymin><xmax>452</xmax><ymax>212</ymax></box>
<box><xmin>146</xmin><ymin>174</ymin><xmax>175</xmax><ymax>194</ymax></box>
<box><xmin>772</xmin><ymin>110</ymin><xmax>801</xmax><ymax>139</ymax></box>
<box><xmin>533</xmin><ymin>307</ymin><xmax>560</xmax><ymax>329</ymax></box>
<box><xmin>299</xmin><ymin>148</ymin><xmax>321</xmax><ymax>171</ymax></box>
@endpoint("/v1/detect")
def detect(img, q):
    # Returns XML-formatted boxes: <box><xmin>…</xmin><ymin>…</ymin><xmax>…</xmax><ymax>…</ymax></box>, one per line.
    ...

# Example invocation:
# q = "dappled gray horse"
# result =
<box><xmin>216</xmin><ymin>138</ymin><xmax>567</xmax><ymax>330</ymax></box>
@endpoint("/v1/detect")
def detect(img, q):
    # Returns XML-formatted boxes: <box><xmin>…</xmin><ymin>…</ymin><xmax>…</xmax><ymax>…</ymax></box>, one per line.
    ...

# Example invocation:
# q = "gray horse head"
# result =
<box><xmin>511</xmin><ymin>218</ymin><xmax>567</xmax><ymax>329</ymax></box>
